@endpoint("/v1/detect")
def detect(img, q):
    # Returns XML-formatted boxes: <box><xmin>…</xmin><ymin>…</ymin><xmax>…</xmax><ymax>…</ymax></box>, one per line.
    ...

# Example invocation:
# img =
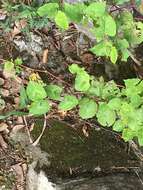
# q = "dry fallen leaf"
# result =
<box><xmin>0</xmin><ymin>123</ymin><xmax>8</xmax><ymax>132</ymax></box>
<box><xmin>12</xmin><ymin>19</ymin><xmax>27</xmax><ymax>38</ymax></box>
<box><xmin>42</xmin><ymin>49</ymin><xmax>49</xmax><ymax>64</ymax></box>
<box><xmin>0</xmin><ymin>134</ymin><xmax>8</xmax><ymax>149</ymax></box>
<box><xmin>0</xmin><ymin>9</ymin><xmax>7</xmax><ymax>21</ymax></box>
<box><xmin>11</xmin><ymin>124</ymin><xmax>25</xmax><ymax>134</ymax></box>
<box><xmin>82</xmin><ymin>125</ymin><xmax>89</xmax><ymax>138</ymax></box>
<box><xmin>12</xmin><ymin>163</ymin><xmax>25</xmax><ymax>190</ymax></box>
<box><xmin>58</xmin><ymin>110</ymin><xmax>67</xmax><ymax>118</ymax></box>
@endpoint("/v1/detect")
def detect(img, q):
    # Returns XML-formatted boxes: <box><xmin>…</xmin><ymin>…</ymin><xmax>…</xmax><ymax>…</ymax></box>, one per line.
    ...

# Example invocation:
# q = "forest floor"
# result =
<box><xmin>0</xmin><ymin>10</ymin><xmax>143</xmax><ymax>189</ymax></box>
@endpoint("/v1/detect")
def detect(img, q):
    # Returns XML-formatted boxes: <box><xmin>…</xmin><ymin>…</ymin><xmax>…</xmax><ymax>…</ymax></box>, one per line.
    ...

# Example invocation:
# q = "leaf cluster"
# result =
<box><xmin>2</xmin><ymin>1</ymin><xmax>143</xmax><ymax>63</ymax></box>
<box><xmin>35</xmin><ymin>1</ymin><xmax>143</xmax><ymax>63</ymax></box>
<box><xmin>18</xmin><ymin>64</ymin><xmax>143</xmax><ymax>146</ymax></box>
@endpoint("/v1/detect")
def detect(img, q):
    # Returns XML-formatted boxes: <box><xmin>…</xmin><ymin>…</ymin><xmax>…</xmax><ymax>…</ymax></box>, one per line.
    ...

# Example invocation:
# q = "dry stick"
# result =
<box><xmin>23</xmin><ymin>116</ymin><xmax>33</xmax><ymax>144</ymax></box>
<box><xmin>32</xmin><ymin>115</ymin><xmax>47</xmax><ymax>146</ymax></box>
<box><xmin>20</xmin><ymin>64</ymin><xmax>71</xmax><ymax>87</ymax></box>
<box><xmin>130</xmin><ymin>53</ymin><xmax>142</xmax><ymax>66</ymax></box>
<box><xmin>129</xmin><ymin>140</ymin><xmax>143</xmax><ymax>161</ymax></box>
<box><xmin>134</xmin><ymin>168</ymin><xmax>143</xmax><ymax>186</ymax></box>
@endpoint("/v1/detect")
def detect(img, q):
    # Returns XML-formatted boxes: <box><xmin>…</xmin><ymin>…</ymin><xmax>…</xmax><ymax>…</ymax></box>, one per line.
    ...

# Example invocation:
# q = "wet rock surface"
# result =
<box><xmin>31</xmin><ymin>120</ymin><xmax>143</xmax><ymax>189</ymax></box>
<box><xmin>58</xmin><ymin>173</ymin><xmax>143</xmax><ymax>190</ymax></box>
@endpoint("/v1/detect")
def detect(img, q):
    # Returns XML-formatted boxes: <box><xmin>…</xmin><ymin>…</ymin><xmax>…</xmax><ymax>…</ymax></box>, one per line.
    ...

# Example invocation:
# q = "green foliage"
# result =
<box><xmin>45</xmin><ymin>84</ymin><xmax>62</xmax><ymax>100</ymax></box>
<box><xmin>68</xmin><ymin>64</ymin><xmax>143</xmax><ymax>146</ymax></box>
<box><xmin>104</xmin><ymin>15</ymin><xmax>116</xmax><ymax>37</ymax></box>
<box><xmin>2</xmin><ymin>1</ymin><xmax>143</xmax><ymax>64</ymax></box>
<box><xmin>69</xmin><ymin>64</ymin><xmax>91</xmax><ymax>91</ymax></box>
<box><xmin>4</xmin><ymin>60</ymin><xmax>15</xmax><ymax>77</ymax></box>
<box><xmin>96</xmin><ymin>103</ymin><xmax>116</xmax><ymax>126</ymax></box>
<box><xmin>2</xmin><ymin>58</ymin><xmax>143</xmax><ymax>146</ymax></box>
<box><xmin>79</xmin><ymin>97</ymin><xmax>97</xmax><ymax>119</ymax></box>
<box><xmin>18</xmin><ymin>81</ymin><xmax>51</xmax><ymax>115</ymax></box>
<box><xmin>64</xmin><ymin>3</ymin><xmax>85</xmax><ymax>23</ymax></box>
<box><xmin>26</xmin><ymin>81</ymin><xmax>47</xmax><ymax>101</ymax></box>
<box><xmin>29</xmin><ymin>100</ymin><xmax>50</xmax><ymax>115</ymax></box>
<box><xmin>84</xmin><ymin>2</ymin><xmax>106</xmax><ymax>18</ymax></box>
<box><xmin>19</xmin><ymin>86</ymin><xmax>29</xmax><ymax>109</ymax></box>
<box><xmin>14</xmin><ymin>58</ymin><xmax>23</xmax><ymax>74</ymax></box>
<box><xmin>59</xmin><ymin>95</ymin><xmax>78</xmax><ymax>111</ymax></box>
<box><xmin>37</xmin><ymin>3</ymin><xmax>59</xmax><ymax>18</ymax></box>
<box><xmin>55</xmin><ymin>11</ymin><xmax>69</xmax><ymax>30</ymax></box>
<box><xmin>2</xmin><ymin>1</ymin><xmax>143</xmax><ymax>147</ymax></box>
<box><xmin>3</xmin><ymin>58</ymin><xmax>23</xmax><ymax>78</ymax></box>
<box><xmin>110</xmin><ymin>46</ymin><xmax>118</xmax><ymax>64</ymax></box>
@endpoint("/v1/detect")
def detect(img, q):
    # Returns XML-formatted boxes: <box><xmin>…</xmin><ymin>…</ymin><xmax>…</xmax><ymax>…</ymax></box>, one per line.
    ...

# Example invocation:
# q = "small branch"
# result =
<box><xmin>23</xmin><ymin>116</ymin><xmax>33</xmax><ymax>144</ymax></box>
<box><xmin>129</xmin><ymin>140</ymin><xmax>143</xmax><ymax>161</ymax></box>
<box><xmin>130</xmin><ymin>53</ymin><xmax>142</xmax><ymax>66</ymax></box>
<box><xmin>32</xmin><ymin>115</ymin><xmax>47</xmax><ymax>146</ymax></box>
<box><xmin>110</xmin><ymin>4</ymin><xmax>135</xmax><ymax>13</ymax></box>
<box><xmin>20</xmin><ymin>64</ymin><xmax>71</xmax><ymax>88</ymax></box>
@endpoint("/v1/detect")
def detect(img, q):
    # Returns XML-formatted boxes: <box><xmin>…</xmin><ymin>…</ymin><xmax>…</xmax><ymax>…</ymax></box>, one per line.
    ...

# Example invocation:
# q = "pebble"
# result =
<box><xmin>1</xmin><ymin>89</ymin><xmax>10</xmax><ymax>97</ymax></box>
<box><xmin>0</xmin><ymin>123</ymin><xmax>9</xmax><ymax>133</ymax></box>
<box><xmin>0</xmin><ymin>78</ymin><xmax>4</xmax><ymax>86</ymax></box>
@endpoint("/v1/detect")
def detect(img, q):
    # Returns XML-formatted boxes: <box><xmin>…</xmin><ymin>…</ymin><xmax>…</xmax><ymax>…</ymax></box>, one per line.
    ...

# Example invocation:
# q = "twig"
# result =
<box><xmin>110</xmin><ymin>4</ymin><xmax>135</xmax><ymax>13</ymax></box>
<box><xmin>130</xmin><ymin>53</ymin><xmax>142</xmax><ymax>66</ymax></box>
<box><xmin>129</xmin><ymin>140</ymin><xmax>143</xmax><ymax>161</ymax></box>
<box><xmin>32</xmin><ymin>115</ymin><xmax>47</xmax><ymax>146</ymax></box>
<box><xmin>134</xmin><ymin>168</ymin><xmax>143</xmax><ymax>186</ymax></box>
<box><xmin>20</xmin><ymin>64</ymin><xmax>71</xmax><ymax>87</ymax></box>
<box><xmin>23</xmin><ymin>116</ymin><xmax>33</xmax><ymax>144</ymax></box>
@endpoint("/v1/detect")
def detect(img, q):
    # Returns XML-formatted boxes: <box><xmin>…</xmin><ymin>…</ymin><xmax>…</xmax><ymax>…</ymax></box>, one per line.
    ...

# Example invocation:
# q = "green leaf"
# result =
<box><xmin>0</xmin><ymin>111</ymin><xmax>28</xmax><ymax>120</ymax></box>
<box><xmin>45</xmin><ymin>84</ymin><xmax>62</xmax><ymax>100</ymax></box>
<box><xmin>137</xmin><ymin>130</ymin><xmax>143</xmax><ymax>146</ymax></box>
<box><xmin>14</xmin><ymin>58</ymin><xmax>23</xmax><ymax>65</ymax></box>
<box><xmin>113</xmin><ymin>120</ymin><xmax>124</xmax><ymax>132</ymax></box>
<box><xmin>91</xmin><ymin>20</ymin><xmax>105</xmax><ymax>42</ymax></box>
<box><xmin>87</xmin><ymin>85</ymin><xmax>100</xmax><ymax>97</ymax></box>
<box><xmin>29</xmin><ymin>100</ymin><xmax>50</xmax><ymax>115</ymax></box>
<box><xmin>127</xmin><ymin>109</ymin><xmax>143</xmax><ymax>131</ymax></box>
<box><xmin>19</xmin><ymin>86</ymin><xmax>29</xmax><ymax>109</ymax></box>
<box><xmin>122</xmin><ymin>128</ymin><xmax>135</xmax><ymax>141</ymax></box>
<box><xmin>108</xmin><ymin>98</ymin><xmax>122</xmax><ymax>111</ymax></box>
<box><xmin>105</xmin><ymin>15</ymin><xmax>116</xmax><ymax>37</ymax></box>
<box><xmin>64</xmin><ymin>3</ymin><xmax>85</xmax><ymax>23</ymax></box>
<box><xmin>119</xmin><ymin>102</ymin><xmax>134</xmax><ymax>125</ymax></box>
<box><xmin>59</xmin><ymin>95</ymin><xmax>78</xmax><ymax>111</ymax></box>
<box><xmin>117</xmin><ymin>39</ymin><xmax>129</xmax><ymax>50</ymax></box>
<box><xmin>90</xmin><ymin>41</ymin><xmax>112</xmax><ymax>57</ymax></box>
<box><xmin>117</xmin><ymin>39</ymin><xmax>130</xmax><ymax>61</ymax></box>
<box><xmin>3</xmin><ymin>61</ymin><xmax>15</xmax><ymax>78</ymax></box>
<box><xmin>90</xmin><ymin>42</ymin><xmax>107</xmax><ymax>56</ymax></box>
<box><xmin>79</xmin><ymin>98</ymin><xmax>97</xmax><ymax>119</ymax></box>
<box><xmin>0</xmin><ymin>99</ymin><xmax>5</xmax><ymax>109</ymax></box>
<box><xmin>37</xmin><ymin>3</ymin><xmax>59</xmax><ymax>18</ymax></box>
<box><xmin>75</xmin><ymin>73</ymin><xmax>90</xmax><ymax>92</ymax></box>
<box><xmin>110</xmin><ymin>46</ymin><xmax>118</xmax><ymax>64</ymax></box>
<box><xmin>69</xmin><ymin>64</ymin><xmax>90</xmax><ymax>92</ymax></box>
<box><xmin>120</xmin><ymin>11</ymin><xmax>134</xmax><ymax>24</ymax></box>
<box><xmin>115</xmin><ymin>0</ymin><xmax>130</xmax><ymax>5</ymax></box>
<box><xmin>87</xmin><ymin>78</ymin><xmax>104</xmax><ymax>97</ymax></box>
<box><xmin>102</xmin><ymin>80</ymin><xmax>120</xmax><ymax>99</ymax></box>
<box><xmin>130</xmin><ymin>95</ymin><xmax>142</xmax><ymax>108</ymax></box>
<box><xmin>55</xmin><ymin>11</ymin><xmax>69</xmax><ymax>30</ymax></box>
<box><xmin>4</xmin><ymin>61</ymin><xmax>14</xmax><ymax>71</ymax></box>
<box><xmin>69</xmin><ymin>64</ymin><xmax>81</xmax><ymax>74</ymax></box>
<box><xmin>123</xmin><ymin>78</ymin><xmax>143</xmax><ymax>97</ymax></box>
<box><xmin>96</xmin><ymin>103</ymin><xmax>116</xmax><ymax>126</ymax></box>
<box><xmin>85</xmin><ymin>2</ymin><xmax>106</xmax><ymax>18</ymax></box>
<box><xmin>26</xmin><ymin>81</ymin><xmax>47</xmax><ymax>101</ymax></box>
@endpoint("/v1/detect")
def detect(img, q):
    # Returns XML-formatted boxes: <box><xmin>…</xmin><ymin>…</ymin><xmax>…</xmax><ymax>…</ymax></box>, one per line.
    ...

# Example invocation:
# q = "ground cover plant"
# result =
<box><xmin>1</xmin><ymin>0</ymin><xmax>143</xmax><ymax>147</ymax></box>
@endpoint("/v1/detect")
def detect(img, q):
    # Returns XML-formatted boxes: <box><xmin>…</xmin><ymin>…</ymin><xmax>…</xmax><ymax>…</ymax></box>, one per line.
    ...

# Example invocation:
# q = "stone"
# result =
<box><xmin>32</xmin><ymin>120</ymin><xmax>140</xmax><ymax>179</ymax></box>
